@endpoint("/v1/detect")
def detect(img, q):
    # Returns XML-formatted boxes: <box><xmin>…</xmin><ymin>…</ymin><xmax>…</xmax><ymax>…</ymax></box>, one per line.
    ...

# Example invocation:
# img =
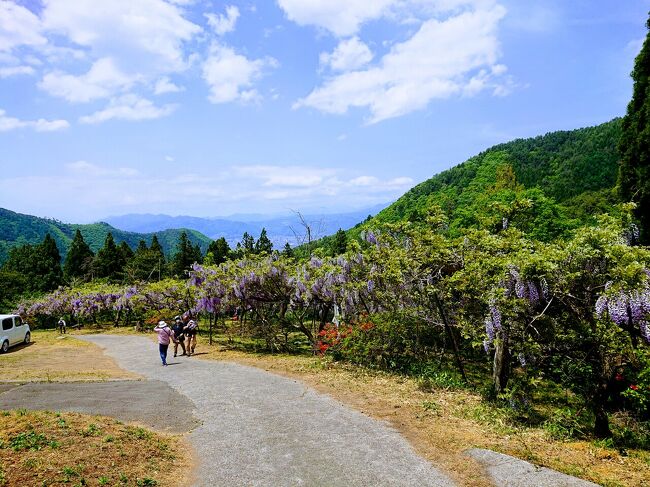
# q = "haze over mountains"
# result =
<box><xmin>103</xmin><ymin>205</ymin><xmax>388</xmax><ymax>247</ymax></box>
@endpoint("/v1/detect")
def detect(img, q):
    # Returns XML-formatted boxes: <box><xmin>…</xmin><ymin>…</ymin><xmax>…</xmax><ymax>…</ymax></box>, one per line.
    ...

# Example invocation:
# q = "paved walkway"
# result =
<box><xmin>79</xmin><ymin>335</ymin><xmax>455</xmax><ymax>487</ymax></box>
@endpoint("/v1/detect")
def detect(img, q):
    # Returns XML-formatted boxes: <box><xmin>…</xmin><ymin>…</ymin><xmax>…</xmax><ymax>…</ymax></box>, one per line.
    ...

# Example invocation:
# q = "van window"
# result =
<box><xmin>2</xmin><ymin>318</ymin><xmax>13</xmax><ymax>331</ymax></box>
<box><xmin>14</xmin><ymin>317</ymin><xmax>23</xmax><ymax>327</ymax></box>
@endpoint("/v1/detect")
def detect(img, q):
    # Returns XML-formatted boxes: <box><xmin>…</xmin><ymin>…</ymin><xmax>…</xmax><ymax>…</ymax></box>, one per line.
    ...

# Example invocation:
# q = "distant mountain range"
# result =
<box><xmin>0</xmin><ymin>204</ymin><xmax>389</xmax><ymax>265</ymax></box>
<box><xmin>103</xmin><ymin>204</ymin><xmax>389</xmax><ymax>247</ymax></box>
<box><xmin>0</xmin><ymin>208</ymin><xmax>213</xmax><ymax>265</ymax></box>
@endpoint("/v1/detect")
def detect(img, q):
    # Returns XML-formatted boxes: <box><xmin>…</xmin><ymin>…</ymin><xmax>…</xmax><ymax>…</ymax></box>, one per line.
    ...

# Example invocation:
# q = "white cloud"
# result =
<box><xmin>205</xmin><ymin>5</ymin><xmax>240</xmax><ymax>35</ymax></box>
<box><xmin>0</xmin><ymin>65</ymin><xmax>35</xmax><ymax>78</ymax></box>
<box><xmin>79</xmin><ymin>94</ymin><xmax>176</xmax><ymax>124</ymax></box>
<box><xmin>0</xmin><ymin>108</ymin><xmax>69</xmax><ymax>132</ymax></box>
<box><xmin>276</xmin><ymin>0</ymin><xmax>394</xmax><ymax>37</ymax></box>
<box><xmin>41</xmin><ymin>0</ymin><xmax>201</xmax><ymax>71</ymax></box>
<box><xmin>202</xmin><ymin>44</ymin><xmax>278</xmax><ymax>104</ymax></box>
<box><xmin>154</xmin><ymin>77</ymin><xmax>184</xmax><ymax>95</ymax></box>
<box><xmin>40</xmin><ymin>57</ymin><xmax>135</xmax><ymax>103</ymax></box>
<box><xmin>320</xmin><ymin>37</ymin><xmax>373</xmax><ymax>72</ymax></box>
<box><xmin>14</xmin><ymin>0</ymin><xmax>203</xmax><ymax>105</ymax></box>
<box><xmin>295</xmin><ymin>3</ymin><xmax>508</xmax><ymax>123</ymax></box>
<box><xmin>234</xmin><ymin>165</ymin><xmax>336</xmax><ymax>188</ymax></box>
<box><xmin>2</xmin><ymin>163</ymin><xmax>413</xmax><ymax>219</ymax></box>
<box><xmin>0</xmin><ymin>2</ymin><xmax>46</xmax><ymax>52</ymax></box>
<box><xmin>65</xmin><ymin>160</ymin><xmax>139</xmax><ymax>177</ymax></box>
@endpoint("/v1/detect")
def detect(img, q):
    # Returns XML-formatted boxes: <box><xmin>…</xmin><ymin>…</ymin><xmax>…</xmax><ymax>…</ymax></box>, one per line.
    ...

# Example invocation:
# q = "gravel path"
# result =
<box><xmin>80</xmin><ymin>335</ymin><xmax>455</xmax><ymax>487</ymax></box>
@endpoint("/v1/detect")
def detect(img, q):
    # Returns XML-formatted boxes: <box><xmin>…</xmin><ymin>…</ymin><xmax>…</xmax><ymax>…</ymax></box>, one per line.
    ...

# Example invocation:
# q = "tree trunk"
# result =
<box><xmin>493</xmin><ymin>329</ymin><xmax>510</xmax><ymax>394</ymax></box>
<box><xmin>433</xmin><ymin>293</ymin><xmax>468</xmax><ymax>383</ymax></box>
<box><xmin>209</xmin><ymin>313</ymin><xmax>213</xmax><ymax>345</ymax></box>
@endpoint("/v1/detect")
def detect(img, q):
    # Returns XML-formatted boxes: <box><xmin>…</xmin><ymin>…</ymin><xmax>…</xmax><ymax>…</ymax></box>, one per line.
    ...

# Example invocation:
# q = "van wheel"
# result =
<box><xmin>1</xmin><ymin>341</ymin><xmax>8</xmax><ymax>353</ymax></box>
<box><xmin>24</xmin><ymin>332</ymin><xmax>31</xmax><ymax>344</ymax></box>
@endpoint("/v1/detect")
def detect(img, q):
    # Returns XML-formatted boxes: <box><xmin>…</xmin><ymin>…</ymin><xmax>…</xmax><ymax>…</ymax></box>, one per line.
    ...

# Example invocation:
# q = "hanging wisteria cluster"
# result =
<box><xmin>595</xmin><ymin>278</ymin><xmax>650</xmax><ymax>343</ymax></box>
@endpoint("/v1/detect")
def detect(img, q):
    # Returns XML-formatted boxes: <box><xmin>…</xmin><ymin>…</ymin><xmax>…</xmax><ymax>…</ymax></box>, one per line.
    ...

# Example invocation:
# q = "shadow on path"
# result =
<box><xmin>0</xmin><ymin>380</ymin><xmax>199</xmax><ymax>434</ymax></box>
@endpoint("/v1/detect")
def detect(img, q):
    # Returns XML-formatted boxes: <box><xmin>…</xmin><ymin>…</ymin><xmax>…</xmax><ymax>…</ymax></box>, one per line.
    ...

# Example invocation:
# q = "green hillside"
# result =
<box><xmin>0</xmin><ymin>208</ymin><xmax>212</xmax><ymax>265</ymax></box>
<box><xmin>307</xmin><ymin>118</ymin><xmax>623</xmax><ymax>256</ymax></box>
<box><xmin>375</xmin><ymin>118</ymin><xmax>622</xmax><ymax>228</ymax></box>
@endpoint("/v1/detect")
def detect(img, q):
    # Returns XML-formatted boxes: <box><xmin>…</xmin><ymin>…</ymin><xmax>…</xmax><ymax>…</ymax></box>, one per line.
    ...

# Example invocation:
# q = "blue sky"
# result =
<box><xmin>0</xmin><ymin>0</ymin><xmax>648</xmax><ymax>222</ymax></box>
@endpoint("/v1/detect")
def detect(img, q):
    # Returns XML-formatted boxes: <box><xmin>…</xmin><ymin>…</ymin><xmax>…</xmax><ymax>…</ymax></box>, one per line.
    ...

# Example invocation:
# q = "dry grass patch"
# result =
<box><xmin>196</xmin><ymin>342</ymin><xmax>650</xmax><ymax>487</ymax></box>
<box><xmin>0</xmin><ymin>409</ymin><xmax>190</xmax><ymax>487</ymax></box>
<box><xmin>0</xmin><ymin>330</ymin><xmax>139</xmax><ymax>382</ymax></box>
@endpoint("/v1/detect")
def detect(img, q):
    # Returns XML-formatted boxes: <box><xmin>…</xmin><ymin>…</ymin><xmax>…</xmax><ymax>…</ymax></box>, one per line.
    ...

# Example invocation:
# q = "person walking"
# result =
<box><xmin>154</xmin><ymin>320</ymin><xmax>174</xmax><ymax>366</ymax></box>
<box><xmin>57</xmin><ymin>317</ymin><xmax>66</xmax><ymax>334</ymax></box>
<box><xmin>172</xmin><ymin>316</ymin><xmax>186</xmax><ymax>357</ymax></box>
<box><xmin>184</xmin><ymin>319</ymin><xmax>198</xmax><ymax>356</ymax></box>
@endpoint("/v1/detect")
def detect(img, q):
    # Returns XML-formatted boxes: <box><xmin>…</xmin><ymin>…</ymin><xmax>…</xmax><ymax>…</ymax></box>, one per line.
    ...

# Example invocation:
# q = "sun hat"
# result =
<box><xmin>158</xmin><ymin>320</ymin><xmax>167</xmax><ymax>327</ymax></box>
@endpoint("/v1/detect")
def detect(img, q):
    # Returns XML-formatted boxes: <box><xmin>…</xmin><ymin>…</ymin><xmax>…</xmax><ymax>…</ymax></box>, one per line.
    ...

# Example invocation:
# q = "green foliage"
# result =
<box><xmin>372</xmin><ymin>119</ymin><xmax>621</xmax><ymax>233</ymax></box>
<box><xmin>255</xmin><ymin>228</ymin><xmax>273</xmax><ymax>254</ymax></box>
<box><xmin>330</xmin><ymin>228</ymin><xmax>348</xmax><ymax>255</ymax></box>
<box><xmin>93</xmin><ymin>233</ymin><xmax>125</xmax><ymax>281</ymax></box>
<box><xmin>206</xmin><ymin>237</ymin><xmax>230</xmax><ymax>265</ymax></box>
<box><xmin>170</xmin><ymin>231</ymin><xmax>202</xmax><ymax>277</ymax></box>
<box><xmin>618</xmin><ymin>14</ymin><xmax>650</xmax><ymax>243</ymax></box>
<box><xmin>63</xmin><ymin>229</ymin><xmax>94</xmax><ymax>282</ymax></box>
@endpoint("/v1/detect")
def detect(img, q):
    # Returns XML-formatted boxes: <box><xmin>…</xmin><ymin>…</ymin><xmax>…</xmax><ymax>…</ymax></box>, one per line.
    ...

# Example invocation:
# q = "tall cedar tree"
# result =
<box><xmin>282</xmin><ymin>242</ymin><xmax>294</xmax><ymax>258</ymax></box>
<box><xmin>207</xmin><ymin>237</ymin><xmax>231</xmax><ymax>265</ymax></box>
<box><xmin>2</xmin><ymin>238</ymin><xmax>62</xmax><ymax>293</ymax></box>
<box><xmin>241</xmin><ymin>232</ymin><xmax>255</xmax><ymax>254</ymax></box>
<box><xmin>171</xmin><ymin>231</ymin><xmax>201</xmax><ymax>276</ymax></box>
<box><xmin>93</xmin><ymin>233</ymin><xmax>124</xmax><ymax>280</ymax></box>
<box><xmin>255</xmin><ymin>228</ymin><xmax>273</xmax><ymax>254</ymax></box>
<box><xmin>331</xmin><ymin>228</ymin><xmax>347</xmax><ymax>255</ymax></box>
<box><xmin>150</xmin><ymin>235</ymin><xmax>165</xmax><ymax>263</ymax></box>
<box><xmin>619</xmin><ymin>13</ymin><xmax>650</xmax><ymax>243</ymax></box>
<box><xmin>63</xmin><ymin>229</ymin><xmax>94</xmax><ymax>281</ymax></box>
<box><xmin>126</xmin><ymin>240</ymin><xmax>162</xmax><ymax>281</ymax></box>
<box><xmin>35</xmin><ymin>233</ymin><xmax>63</xmax><ymax>291</ymax></box>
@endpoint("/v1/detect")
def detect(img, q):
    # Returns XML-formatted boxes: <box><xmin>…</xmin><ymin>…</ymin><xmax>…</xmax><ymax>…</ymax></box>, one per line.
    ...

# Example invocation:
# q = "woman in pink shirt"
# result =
<box><xmin>154</xmin><ymin>320</ymin><xmax>175</xmax><ymax>366</ymax></box>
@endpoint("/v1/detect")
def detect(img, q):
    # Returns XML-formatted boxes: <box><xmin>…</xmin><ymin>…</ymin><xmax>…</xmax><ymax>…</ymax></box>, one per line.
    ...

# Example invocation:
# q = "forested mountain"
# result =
<box><xmin>0</xmin><ymin>208</ymin><xmax>212</xmax><ymax>265</ymax></box>
<box><xmin>375</xmin><ymin>119</ymin><xmax>622</xmax><ymax>227</ymax></box>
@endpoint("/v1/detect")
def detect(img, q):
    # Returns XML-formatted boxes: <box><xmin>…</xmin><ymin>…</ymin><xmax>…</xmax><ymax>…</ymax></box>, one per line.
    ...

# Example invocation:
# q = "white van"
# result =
<box><xmin>0</xmin><ymin>314</ymin><xmax>31</xmax><ymax>353</ymax></box>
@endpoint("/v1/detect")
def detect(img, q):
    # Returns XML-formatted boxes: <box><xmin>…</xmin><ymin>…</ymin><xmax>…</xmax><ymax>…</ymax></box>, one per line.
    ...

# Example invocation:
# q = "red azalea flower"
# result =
<box><xmin>630</xmin><ymin>384</ymin><xmax>639</xmax><ymax>391</ymax></box>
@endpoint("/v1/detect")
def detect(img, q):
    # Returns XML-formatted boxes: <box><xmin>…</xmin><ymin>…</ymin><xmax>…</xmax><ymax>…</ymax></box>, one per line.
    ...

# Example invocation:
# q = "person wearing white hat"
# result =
<box><xmin>184</xmin><ymin>319</ymin><xmax>198</xmax><ymax>356</ymax></box>
<box><xmin>154</xmin><ymin>320</ymin><xmax>174</xmax><ymax>366</ymax></box>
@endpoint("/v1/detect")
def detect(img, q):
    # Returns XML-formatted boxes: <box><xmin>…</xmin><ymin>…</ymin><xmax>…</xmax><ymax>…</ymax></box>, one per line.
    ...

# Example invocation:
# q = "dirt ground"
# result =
<box><xmin>0</xmin><ymin>330</ymin><xmax>139</xmax><ymax>382</ymax></box>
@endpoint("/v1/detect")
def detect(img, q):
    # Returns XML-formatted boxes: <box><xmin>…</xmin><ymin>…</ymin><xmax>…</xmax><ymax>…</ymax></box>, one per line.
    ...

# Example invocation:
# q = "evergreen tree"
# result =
<box><xmin>618</xmin><ymin>14</ymin><xmax>650</xmax><ymax>242</ymax></box>
<box><xmin>282</xmin><ymin>242</ymin><xmax>294</xmax><ymax>258</ymax></box>
<box><xmin>93</xmin><ymin>233</ymin><xmax>124</xmax><ymax>280</ymax></box>
<box><xmin>2</xmin><ymin>244</ymin><xmax>36</xmax><ymax>278</ymax></box>
<box><xmin>241</xmin><ymin>232</ymin><xmax>255</xmax><ymax>255</ymax></box>
<box><xmin>207</xmin><ymin>237</ymin><xmax>231</xmax><ymax>265</ymax></box>
<box><xmin>63</xmin><ymin>229</ymin><xmax>94</xmax><ymax>281</ymax></box>
<box><xmin>150</xmin><ymin>235</ymin><xmax>165</xmax><ymax>262</ymax></box>
<box><xmin>34</xmin><ymin>233</ymin><xmax>63</xmax><ymax>291</ymax></box>
<box><xmin>255</xmin><ymin>228</ymin><xmax>273</xmax><ymax>254</ymax></box>
<box><xmin>331</xmin><ymin>228</ymin><xmax>347</xmax><ymax>255</ymax></box>
<box><xmin>136</xmin><ymin>239</ymin><xmax>148</xmax><ymax>253</ymax></box>
<box><xmin>192</xmin><ymin>243</ymin><xmax>203</xmax><ymax>264</ymax></box>
<box><xmin>171</xmin><ymin>231</ymin><xmax>197</xmax><ymax>276</ymax></box>
<box><xmin>119</xmin><ymin>241</ymin><xmax>134</xmax><ymax>263</ymax></box>
<box><xmin>127</xmin><ymin>240</ymin><xmax>162</xmax><ymax>282</ymax></box>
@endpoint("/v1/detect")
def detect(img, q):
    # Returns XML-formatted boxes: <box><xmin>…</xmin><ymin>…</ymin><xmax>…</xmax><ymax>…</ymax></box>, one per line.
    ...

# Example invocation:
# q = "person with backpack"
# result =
<box><xmin>172</xmin><ymin>316</ymin><xmax>186</xmax><ymax>357</ymax></box>
<box><xmin>154</xmin><ymin>320</ymin><xmax>174</xmax><ymax>366</ymax></box>
<box><xmin>184</xmin><ymin>319</ymin><xmax>198</xmax><ymax>356</ymax></box>
<box><xmin>58</xmin><ymin>317</ymin><xmax>66</xmax><ymax>334</ymax></box>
